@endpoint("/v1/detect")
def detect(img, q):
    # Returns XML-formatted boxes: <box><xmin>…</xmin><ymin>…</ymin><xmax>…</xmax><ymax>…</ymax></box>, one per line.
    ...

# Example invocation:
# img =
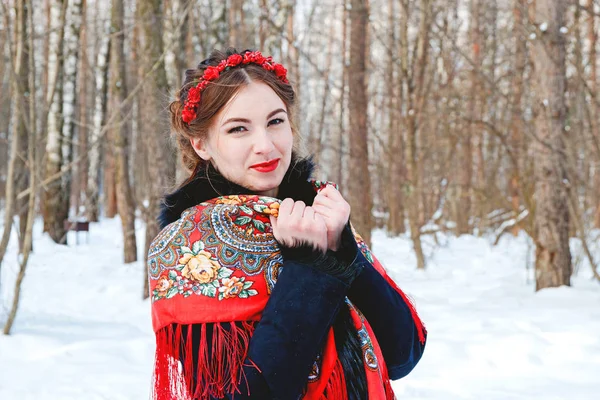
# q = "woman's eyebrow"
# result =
<box><xmin>221</xmin><ymin>108</ymin><xmax>287</xmax><ymax>126</ymax></box>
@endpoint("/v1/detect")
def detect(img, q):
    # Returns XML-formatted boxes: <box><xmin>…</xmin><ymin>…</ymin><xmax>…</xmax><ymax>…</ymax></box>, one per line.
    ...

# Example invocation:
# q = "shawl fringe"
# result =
<box><xmin>152</xmin><ymin>322</ymin><xmax>257</xmax><ymax>400</ymax></box>
<box><xmin>319</xmin><ymin>358</ymin><xmax>347</xmax><ymax>400</ymax></box>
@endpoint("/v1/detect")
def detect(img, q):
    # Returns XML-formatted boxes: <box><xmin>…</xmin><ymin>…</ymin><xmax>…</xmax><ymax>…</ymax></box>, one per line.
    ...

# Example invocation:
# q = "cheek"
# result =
<box><xmin>277</xmin><ymin>128</ymin><xmax>294</xmax><ymax>152</ymax></box>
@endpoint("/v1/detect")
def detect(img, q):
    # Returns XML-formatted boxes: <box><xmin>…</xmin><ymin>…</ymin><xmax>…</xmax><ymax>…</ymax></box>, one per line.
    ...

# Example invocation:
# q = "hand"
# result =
<box><xmin>311</xmin><ymin>185</ymin><xmax>351</xmax><ymax>251</ymax></box>
<box><xmin>269</xmin><ymin>198</ymin><xmax>328</xmax><ymax>252</ymax></box>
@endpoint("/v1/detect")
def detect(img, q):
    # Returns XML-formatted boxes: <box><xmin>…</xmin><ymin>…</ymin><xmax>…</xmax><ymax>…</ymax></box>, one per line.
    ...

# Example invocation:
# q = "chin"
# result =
<box><xmin>248</xmin><ymin>175</ymin><xmax>284</xmax><ymax>196</ymax></box>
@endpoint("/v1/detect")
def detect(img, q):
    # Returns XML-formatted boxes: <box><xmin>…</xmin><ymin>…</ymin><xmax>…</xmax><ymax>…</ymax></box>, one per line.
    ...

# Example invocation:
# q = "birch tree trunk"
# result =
<box><xmin>165</xmin><ymin>0</ymin><xmax>190</xmax><ymax>92</ymax></box>
<box><xmin>43</xmin><ymin>0</ymin><xmax>67</xmax><ymax>244</ymax></box>
<box><xmin>87</xmin><ymin>21</ymin><xmax>110</xmax><ymax>222</ymax></box>
<box><xmin>110</xmin><ymin>0</ymin><xmax>137</xmax><ymax>263</ymax></box>
<box><xmin>531</xmin><ymin>0</ymin><xmax>572</xmax><ymax>290</ymax></box>
<box><xmin>60</xmin><ymin>0</ymin><xmax>83</xmax><ymax>226</ymax></box>
<box><xmin>76</xmin><ymin>0</ymin><xmax>88</xmax><ymax>214</ymax></box>
<box><xmin>347</xmin><ymin>0</ymin><xmax>373</xmax><ymax>245</ymax></box>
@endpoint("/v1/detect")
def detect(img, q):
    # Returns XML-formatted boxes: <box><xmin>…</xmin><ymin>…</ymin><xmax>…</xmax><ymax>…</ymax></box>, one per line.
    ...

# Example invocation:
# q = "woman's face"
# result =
<box><xmin>190</xmin><ymin>81</ymin><xmax>294</xmax><ymax>197</ymax></box>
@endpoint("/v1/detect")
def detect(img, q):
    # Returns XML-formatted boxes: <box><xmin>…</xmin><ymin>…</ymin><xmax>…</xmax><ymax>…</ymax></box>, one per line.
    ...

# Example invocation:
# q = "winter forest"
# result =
<box><xmin>1</xmin><ymin>0</ymin><xmax>599</xmax><ymax>398</ymax></box>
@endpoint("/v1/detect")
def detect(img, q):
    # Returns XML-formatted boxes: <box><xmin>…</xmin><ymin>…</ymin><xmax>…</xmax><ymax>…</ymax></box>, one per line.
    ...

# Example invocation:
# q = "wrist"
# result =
<box><xmin>329</xmin><ymin>235</ymin><xmax>342</xmax><ymax>251</ymax></box>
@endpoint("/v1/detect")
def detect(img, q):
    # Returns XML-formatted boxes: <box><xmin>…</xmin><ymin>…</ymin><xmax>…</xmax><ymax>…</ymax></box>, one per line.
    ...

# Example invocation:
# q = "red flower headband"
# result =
<box><xmin>181</xmin><ymin>51</ymin><xmax>289</xmax><ymax>124</ymax></box>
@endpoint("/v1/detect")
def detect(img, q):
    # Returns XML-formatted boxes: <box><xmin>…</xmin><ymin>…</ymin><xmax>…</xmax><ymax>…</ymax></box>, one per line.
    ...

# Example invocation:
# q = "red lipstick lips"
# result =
<box><xmin>251</xmin><ymin>159</ymin><xmax>280</xmax><ymax>173</ymax></box>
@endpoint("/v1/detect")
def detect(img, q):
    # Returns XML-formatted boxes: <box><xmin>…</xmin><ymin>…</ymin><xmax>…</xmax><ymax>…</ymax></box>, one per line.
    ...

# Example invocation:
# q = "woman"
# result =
<box><xmin>148</xmin><ymin>48</ymin><xmax>426</xmax><ymax>400</ymax></box>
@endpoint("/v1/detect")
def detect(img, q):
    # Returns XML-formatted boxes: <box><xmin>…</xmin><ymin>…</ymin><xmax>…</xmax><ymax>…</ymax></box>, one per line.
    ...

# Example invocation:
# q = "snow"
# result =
<box><xmin>1</xmin><ymin>219</ymin><xmax>599</xmax><ymax>399</ymax></box>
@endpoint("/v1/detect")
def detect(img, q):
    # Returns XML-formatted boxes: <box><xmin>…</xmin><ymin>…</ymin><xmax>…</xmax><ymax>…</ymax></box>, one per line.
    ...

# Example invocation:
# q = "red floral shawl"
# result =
<box><xmin>148</xmin><ymin>189</ymin><xmax>426</xmax><ymax>399</ymax></box>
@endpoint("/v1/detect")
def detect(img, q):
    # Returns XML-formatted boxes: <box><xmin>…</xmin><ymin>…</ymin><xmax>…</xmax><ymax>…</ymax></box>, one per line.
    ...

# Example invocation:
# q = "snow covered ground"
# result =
<box><xmin>1</xmin><ymin>217</ymin><xmax>599</xmax><ymax>399</ymax></box>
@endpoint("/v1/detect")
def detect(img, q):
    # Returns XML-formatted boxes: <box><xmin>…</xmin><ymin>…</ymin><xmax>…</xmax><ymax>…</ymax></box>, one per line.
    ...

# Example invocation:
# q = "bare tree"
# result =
<box><xmin>510</xmin><ymin>0</ymin><xmax>527</xmax><ymax>236</ymax></box>
<box><xmin>531</xmin><ymin>0</ymin><xmax>572</xmax><ymax>290</ymax></box>
<box><xmin>0</xmin><ymin>0</ymin><xmax>29</xmax><ymax>270</ymax></box>
<box><xmin>75</xmin><ymin>0</ymin><xmax>89</xmax><ymax>214</ymax></box>
<box><xmin>588</xmin><ymin>0</ymin><xmax>600</xmax><ymax>228</ymax></box>
<box><xmin>60</xmin><ymin>0</ymin><xmax>83</xmax><ymax>225</ymax></box>
<box><xmin>4</xmin><ymin>0</ymin><xmax>38</xmax><ymax>336</ymax></box>
<box><xmin>228</xmin><ymin>0</ymin><xmax>246</xmax><ymax>48</ymax></box>
<box><xmin>138</xmin><ymin>0</ymin><xmax>176</xmax><ymax>298</ymax></box>
<box><xmin>347</xmin><ymin>0</ymin><xmax>373</xmax><ymax>245</ymax></box>
<box><xmin>401</xmin><ymin>0</ymin><xmax>433</xmax><ymax>269</ymax></box>
<box><xmin>109</xmin><ymin>0</ymin><xmax>137</xmax><ymax>263</ymax></box>
<box><xmin>87</xmin><ymin>20</ymin><xmax>110</xmax><ymax>222</ymax></box>
<box><xmin>43</xmin><ymin>0</ymin><xmax>67</xmax><ymax>243</ymax></box>
<box><xmin>386</xmin><ymin>0</ymin><xmax>405</xmax><ymax>235</ymax></box>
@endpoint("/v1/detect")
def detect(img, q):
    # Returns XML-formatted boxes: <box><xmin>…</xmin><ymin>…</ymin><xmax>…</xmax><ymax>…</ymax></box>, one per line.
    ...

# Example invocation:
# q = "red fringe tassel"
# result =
<box><xmin>152</xmin><ymin>321</ymin><xmax>257</xmax><ymax>400</ymax></box>
<box><xmin>319</xmin><ymin>358</ymin><xmax>347</xmax><ymax>400</ymax></box>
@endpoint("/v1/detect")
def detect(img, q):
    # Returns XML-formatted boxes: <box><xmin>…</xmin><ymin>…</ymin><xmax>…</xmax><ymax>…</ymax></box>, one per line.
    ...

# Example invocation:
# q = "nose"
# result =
<box><xmin>253</xmin><ymin>128</ymin><xmax>275</xmax><ymax>155</ymax></box>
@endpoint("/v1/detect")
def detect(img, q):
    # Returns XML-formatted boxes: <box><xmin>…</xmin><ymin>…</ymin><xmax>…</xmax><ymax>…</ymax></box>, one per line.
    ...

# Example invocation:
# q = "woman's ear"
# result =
<box><xmin>190</xmin><ymin>137</ymin><xmax>211</xmax><ymax>161</ymax></box>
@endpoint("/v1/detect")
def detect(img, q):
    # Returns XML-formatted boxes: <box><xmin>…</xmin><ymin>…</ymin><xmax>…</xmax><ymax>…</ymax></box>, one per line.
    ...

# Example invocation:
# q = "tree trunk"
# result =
<box><xmin>228</xmin><ymin>0</ymin><xmax>245</xmax><ymax>48</ymax></box>
<box><xmin>588</xmin><ymin>0</ymin><xmax>600</xmax><ymax>228</ymax></box>
<box><xmin>510</xmin><ymin>0</ymin><xmax>526</xmax><ymax>236</ymax></box>
<box><xmin>77</xmin><ymin>0</ymin><xmax>88</xmax><ymax>214</ymax></box>
<box><xmin>332</xmin><ymin>1</ymin><xmax>348</xmax><ymax>188</ymax></box>
<box><xmin>386</xmin><ymin>0</ymin><xmax>405</xmax><ymax>235</ymax></box>
<box><xmin>403</xmin><ymin>0</ymin><xmax>431</xmax><ymax>269</ymax></box>
<box><xmin>138</xmin><ymin>0</ymin><xmax>176</xmax><ymax>298</ymax></box>
<box><xmin>110</xmin><ymin>0</ymin><xmax>138</xmax><ymax>263</ymax></box>
<box><xmin>456</xmin><ymin>0</ymin><xmax>480</xmax><ymax>235</ymax></box>
<box><xmin>347</xmin><ymin>0</ymin><xmax>373</xmax><ymax>245</ymax></box>
<box><xmin>0</xmin><ymin>24</ymin><xmax>10</xmax><ymax>203</ymax></box>
<box><xmin>0</xmin><ymin>0</ymin><xmax>29</xmax><ymax>271</ymax></box>
<box><xmin>285</xmin><ymin>1</ymin><xmax>299</xmax><ymax>89</ymax></box>
<box><xmin>471</xmin><ymin>0</ymin><xmax>485</xmax><ymax>233</ymax></box>
<box><xmin>4</xmin><ymin>0</ymin><xmax>37</xmax><ymax>336</ymax></box>
<box><xmin>60</xmin><ymin>0</ymin><xmax>83</xmax><ymax>226</ymax></box>
<box><xmin>87</xmin><ymin>21</ymin><xmax>110</xmax><ymax>222</ymax></box>
<box><xmin>43</xmin><ymin>0</ymin><xmax>67</xmax><ymax>244</ymax></box>
<box><xmin>531</xmin><ymin>0</ymin><xmax>572</xmax><ymax>290</ymax></box>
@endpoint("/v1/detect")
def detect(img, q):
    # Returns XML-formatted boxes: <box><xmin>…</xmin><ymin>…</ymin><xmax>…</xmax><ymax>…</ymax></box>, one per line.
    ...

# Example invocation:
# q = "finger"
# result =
<box><xmin>269</xmin><ymin>215</ymin><xmax>283</xmax><ymax>243</ymax></box>
<box><xmin>303</xmin><ymin>206</ymin><xmax>315</xmax><ymax>221</ymax></box>
<box><xmin>278</xmin><ymin>198</ymin><xmax>294</xmax><ymax>217</ymax></box>
<box><xmin>269</xmin><ymin>215</ymin><xmax>281</xmax><ymax>238</ymax></box>
<box><xmin>290</xmin><ymin>200</ymin><xmax>306</xmax><ymax>219</ymax></box>
<box><xmin>313</xmin><ymin>193</ymin><xmax>338</xmax><ymax>209</ymax></box>
<box><xmin>325</xmin><ymin>188</ymin><xmax>348</xmax><ymax>206</ymax></box>
<box><xmin>318</xmin><ymin>184</ymin><xmax>340</xmax><ymax>198</ymax></box>
<box><xmin>313</xmin><ymin>212</ymin><xmax>327</xmax><ymax>230</ymax></box>
<box><xmin>311</xmin><ymin>204</ymin><xmax>335</xmax><ymax>220</ymax></box>
<box><xmin>312</xmin><ymin>207</ymin><xmax>320</xmax><ymax>221</ymax></box>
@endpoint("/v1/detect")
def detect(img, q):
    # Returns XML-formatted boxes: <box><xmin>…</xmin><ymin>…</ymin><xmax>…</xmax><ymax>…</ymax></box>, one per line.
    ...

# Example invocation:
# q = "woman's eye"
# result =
<box><xmin>228</xmin><ymin>126</ymin><xmax>247</xmax><ymax>133</ymax></box>
<box><xmin>269</xmin><ymin>118</ymin><xmax>284</xmax><ymax>126</ymax></box>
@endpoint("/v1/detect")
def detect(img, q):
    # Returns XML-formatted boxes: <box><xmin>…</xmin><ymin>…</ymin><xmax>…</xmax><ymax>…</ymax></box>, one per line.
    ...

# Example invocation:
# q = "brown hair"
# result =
<box><xmin>169</xmin><ymin>47</ymin><xmax>300</xmax><ymax>183</ymax></box>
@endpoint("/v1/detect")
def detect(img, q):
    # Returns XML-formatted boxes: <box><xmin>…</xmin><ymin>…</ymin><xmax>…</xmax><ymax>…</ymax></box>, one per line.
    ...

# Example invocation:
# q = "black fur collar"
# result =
<box><xmin>158</xmin><ymin>156</ymin><xmax>317</xmax><ymax>229</ymax></box>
